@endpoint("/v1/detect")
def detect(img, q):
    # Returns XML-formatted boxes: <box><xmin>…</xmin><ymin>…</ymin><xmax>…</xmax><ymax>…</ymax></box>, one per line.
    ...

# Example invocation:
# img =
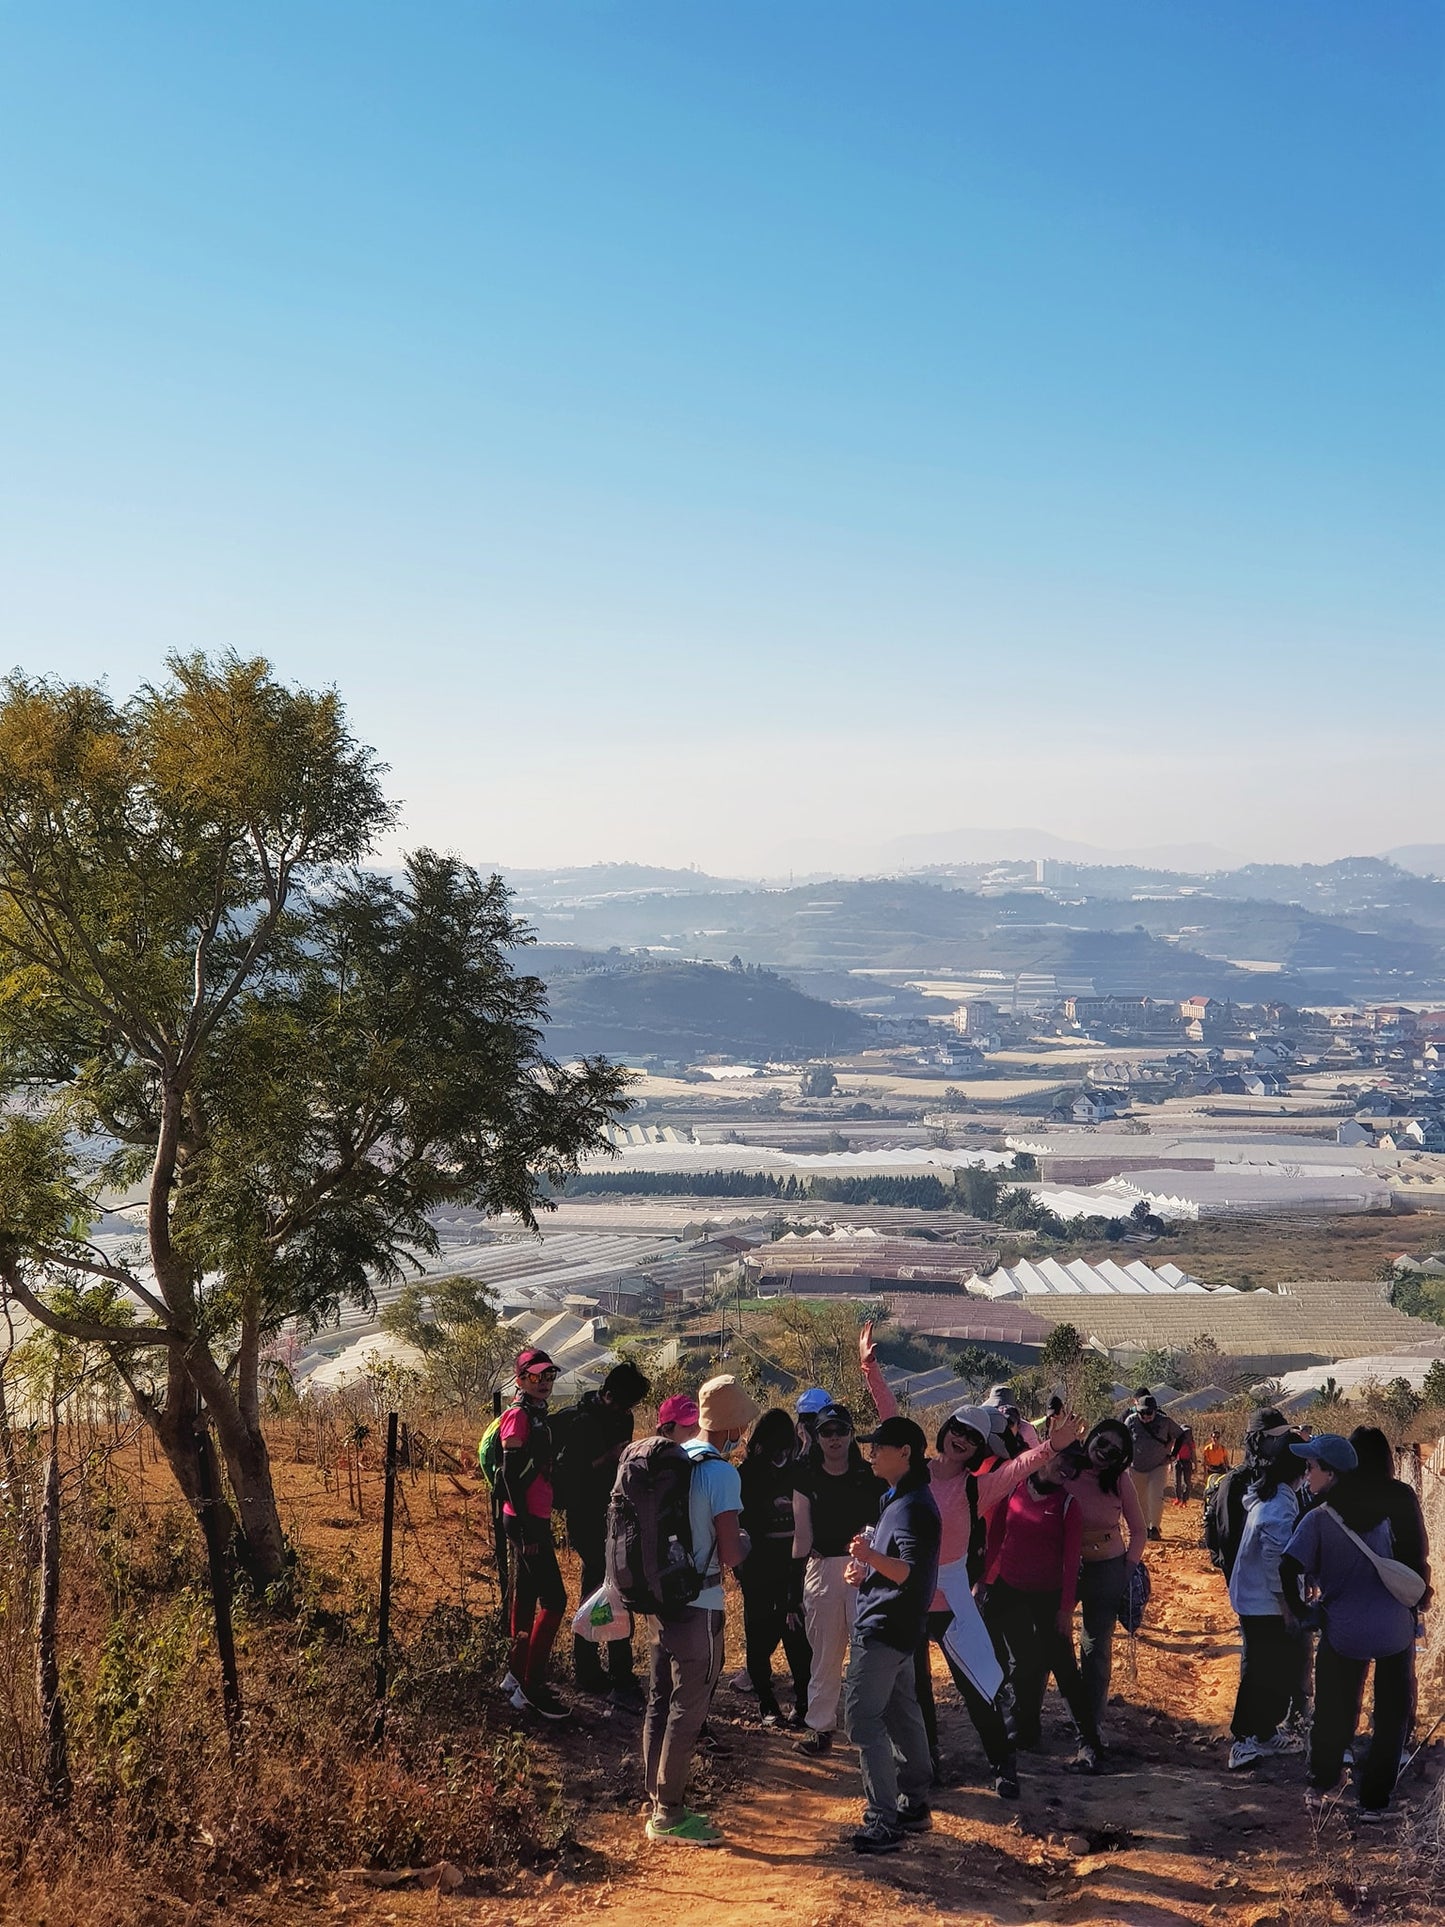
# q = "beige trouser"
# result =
<box><xmin>803</xmin><ymin>1553</ymin><xmax>858</xmax><ymax>1734</ymax></box>
<box><xmin>1131</xmin><ymin>1463</ymin><xmax>1169</xmax><ymax>1532</ymax></box>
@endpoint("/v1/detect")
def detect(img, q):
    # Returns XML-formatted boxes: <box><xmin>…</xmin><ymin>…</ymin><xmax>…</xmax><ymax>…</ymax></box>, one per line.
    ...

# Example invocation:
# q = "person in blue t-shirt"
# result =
<box><xmin>641</xmin><ymin>1374</ymin><xmax>758</xmax><ymax>1850</ymax></box>
<box><xmin>841</xmin><ymin>1415</ymin><xmax>942</xmax><ymax>1856</ymax></box>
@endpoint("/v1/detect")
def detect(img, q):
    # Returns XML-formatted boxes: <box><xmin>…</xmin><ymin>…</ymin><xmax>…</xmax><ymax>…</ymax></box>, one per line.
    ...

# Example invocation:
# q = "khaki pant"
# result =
<box><xmin>642</xmin><ymin>1608</ymin><xmax>725</xmax><ymax>1825</ymax></box>
<box><xmin>1131</xmin><ymin>1463</ymin><xmax>1169</xmax><ymax>1532</ymax></box>
<box><xmin>803</xmin><ymin>1553</ymin><xmax>858</xmax><ymax>1734</ymax></box>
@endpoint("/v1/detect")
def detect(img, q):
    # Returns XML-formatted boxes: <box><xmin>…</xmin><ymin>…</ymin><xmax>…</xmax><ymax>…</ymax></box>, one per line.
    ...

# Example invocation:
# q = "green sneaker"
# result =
<box><xmin>645</xmin><ymin>1811</ymin><xmax>724</xmax><ymax>1847</ymax></box>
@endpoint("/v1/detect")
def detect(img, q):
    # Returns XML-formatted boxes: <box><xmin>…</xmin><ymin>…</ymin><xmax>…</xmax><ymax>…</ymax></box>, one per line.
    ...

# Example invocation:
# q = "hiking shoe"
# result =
<box><xmin>728</xmin><ymin>1669</ymin><xmax>755</xmax><ymax>1694</ymax></box>
<box><xmin>797</xmin><ymin>1728</ymin><xmax>833</xmax><ymax>1756</ymax></box>
<box><xmin>498</xmin><ymin>1669</ymin><xmax>520</xmax><ymax>1697</ymax></box>
<box><xmin>1147</xmin><ymin>1526</ymin><xmax>1162</xmax><ymax>1542</ymax></box>
<box><xmin>994</xmin><ymin>1767</ymin><xmax>1021</xmax><ymax>1799</ymax></box>
<box><xmin>646</xmin><ymin>1811</ymin><xmax>724</xmax><ymax>1847</ymax></box>
<box><xmin>1067</xmin><ymin>1744</ymin><xmax>1099</xmax><ymax>1775</ymax></box>
<box><xmin>697</xmin><ymin>1723</ymin><xmax>732</xmax><ymax>1758</ymax></box>
<box><xmin>758</xmin><ymin>1698</ymin><xmax>784</xmax><ymax>1728</ymax></box>
<box><xmin>897</xmin><ymin>1802</ymin><xmax>933</xmax><ymax>1833</ymax></box>
<box><xmin>852</xmin><ymin>1821</ymin><xmax>904</xmax><ymax>1854</ymax></box>
<box><xmin>510</xmin><ymin>1681</ymin><xmax>570</xmax><ymax>1721</ymax></box>
<box><xmin>1228</xmin><ymin>1739</ymin><xmax>1263</xmax><ymax>1770</ymax></box>
<box><xmin>608</xmin><ymin>1680</ymin><xmax>646</xmax><ymax>1715</ymax></box>
<box><xmin>1261</xmin><ymin>1728</ymin><xmax>1306</xmax><ymax>1757</ymax></box>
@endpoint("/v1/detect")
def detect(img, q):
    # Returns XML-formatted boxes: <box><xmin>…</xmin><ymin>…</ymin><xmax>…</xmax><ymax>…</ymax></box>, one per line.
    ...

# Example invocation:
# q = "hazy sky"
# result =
<box><xmin>2</xmin><ymin>4</ymin><xmax>1440</xmax><ymax>873</ymax></box>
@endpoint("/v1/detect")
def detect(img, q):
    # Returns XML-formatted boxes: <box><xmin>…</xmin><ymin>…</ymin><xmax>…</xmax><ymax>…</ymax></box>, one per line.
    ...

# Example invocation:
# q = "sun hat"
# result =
<box><xmin>698</xmin><ymin>1374</ymin><xmax>761</xmax><ymax>1434</ymax></box>
<box><xmin>796</xmin><ymin>1387</ymin><xmax>833</xmax><ymax>1415</ymax></box>
<box><xmin>515</xmin><ymin>1347</ymin><xmax>557</xmax><ymax>1376</ymax></box>
<box><xmin>946</xmin><ymin>1404</ymin><xmax>1005</xmax><ymax>1448</ymax></box>
<box><xmin>657</xmin><ymin>1393</ymin><xmax>700</xmax><ymax>1430</ymax></box>
<box><xmin>1290</xmin><ymin>1433</ymin><xmax>1358</xmax><ymax>1475</ymax></box>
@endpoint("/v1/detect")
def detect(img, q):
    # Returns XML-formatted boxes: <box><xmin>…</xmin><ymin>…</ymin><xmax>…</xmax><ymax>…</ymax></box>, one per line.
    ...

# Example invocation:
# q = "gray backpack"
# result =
<box><xmin>605</xmin><ymin>1436</ymin><xmax>703</xmax><ymax>1619</ymax></box>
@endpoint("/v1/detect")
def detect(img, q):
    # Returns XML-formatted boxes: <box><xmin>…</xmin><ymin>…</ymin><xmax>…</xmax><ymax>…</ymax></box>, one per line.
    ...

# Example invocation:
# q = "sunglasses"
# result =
<box><xmin>817</xmin><ymin>1423</ymin><xmax>853</xmax><ymax>1439</ymax></box>
<box><xmin>1092</xmin><ymin>1440</ymin><xmax>1125</xmax><ymax>1463</ymax></box>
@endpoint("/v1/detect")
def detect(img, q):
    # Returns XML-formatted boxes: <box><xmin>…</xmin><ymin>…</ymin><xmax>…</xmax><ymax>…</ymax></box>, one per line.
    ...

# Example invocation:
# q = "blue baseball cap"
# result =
<box><xmin>796</xmin><ymin>1387</ymin><xmax>832</xmax><ymax>1416</ymax></box>
<box><xmin>1290</xmin><ymin>1433</ymin><xmax>1358</xmax><ymax>1474</ymax></box>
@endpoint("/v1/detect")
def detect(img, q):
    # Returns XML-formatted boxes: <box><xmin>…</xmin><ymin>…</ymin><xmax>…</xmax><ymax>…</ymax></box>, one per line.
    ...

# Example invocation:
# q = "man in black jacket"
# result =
<box><xmin>564</xmin><ymin>1361</ymin><xmax>651</xmax><ymax>1710</ymax></box>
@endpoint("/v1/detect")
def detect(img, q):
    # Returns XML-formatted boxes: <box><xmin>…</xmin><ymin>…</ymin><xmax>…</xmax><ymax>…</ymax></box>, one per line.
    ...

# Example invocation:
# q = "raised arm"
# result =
<box><xmin>859</xmin><ymin>1321</ymin><xmax>898</xmax><ymax>1420</ymax></box>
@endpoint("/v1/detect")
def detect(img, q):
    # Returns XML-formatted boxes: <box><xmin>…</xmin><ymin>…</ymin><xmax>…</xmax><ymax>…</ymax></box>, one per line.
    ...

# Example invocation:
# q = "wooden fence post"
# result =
<box><xmin>371</xmin><ymin>1411</ymin><xmax>399</xmax><ymax>1743</ymax></box>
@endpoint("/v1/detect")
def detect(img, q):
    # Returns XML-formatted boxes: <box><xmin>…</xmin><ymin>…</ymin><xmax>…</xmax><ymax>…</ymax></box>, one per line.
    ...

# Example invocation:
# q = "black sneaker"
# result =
<box><xmin>797</xmin><ymin>1728</ymin><xmax>833</xmax><ymax>1756</ymax></box>
<box><xmin>510</xmin><ymin>1680</ymin><xmax>570</xmax><ymax>1721</ymax></box>
<box><xmin>852</xmin><ymin>1822</ymin><xmax>904</xmax><ymax>1855</ymax></box>
<box><xmin>1147</xmin><ymin>1526</ymin><xmax>1161</xmax><ymax>1542</ymax></box>
<box><xmin>897</xmin><ymin>1802</ymin><xmax>933</xmax><ymax>1833</ymax></box>
<box><xmin>994</xmin><ymin>1761</ymin><xmax>1021</xmax><ymax>1799</ymax></box>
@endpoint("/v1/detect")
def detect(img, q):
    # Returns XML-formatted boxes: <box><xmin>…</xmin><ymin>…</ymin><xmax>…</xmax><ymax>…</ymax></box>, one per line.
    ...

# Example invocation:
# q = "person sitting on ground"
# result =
<box><xmin>842</xmin><ymin>1416</ymin><xmax>942</xmax><ymax>1855</ymax></box>
<box><xmin>641</xmin><ymin>1374</ymin><xmax>758</xmax><ymax>1848</ymax></box>
<box><xmin>913</xmin><ymin>1402</ymin><xmax>1083</xmax><ymax>1797</ymax></box>
<box><xmin>498</xmin><ymin>1347</ymin><xmax>570</xmax><ymax>1720</ymax></box>
<box><xmin>1279</xmin><ymin>1434</ymin><xmax>1424</xmax><ymax>1819</ymax></box>
<box><xmin>1058</xmin><ymin>1418</ymin><xmax>1144</xmax><ymax>1747</ymax></box>
<box><xmin>1225</xmin><ymin>1429</ymin><xmax>1308</xmax><ymax>1770</ymax></box>
<box><xmin>738</xmin><ymin>1406</ymin><xmax>813</xmax><ymax>1727</ymax></box>
<box><xmin>981</xmin><ymin>1438</ymin><xmax>1104</xmax><ymax>1772</ymax></box>
<box><xmin>1125</xmin><ymin>1391</ymin><xmax>1184</xmax><ymax>1541</ymax></box>
<box><xmin>564</xmin><ymin>1360</ymin><xmax>651</xmax><ymax>1712</ymax></box>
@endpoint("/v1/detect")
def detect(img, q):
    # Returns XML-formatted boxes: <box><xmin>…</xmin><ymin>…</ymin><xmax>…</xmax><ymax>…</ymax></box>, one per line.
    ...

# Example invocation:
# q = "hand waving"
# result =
<box><xmin>859</xmin><ymin>1320</ymin><xmax>878</xmax><ymax>1372</ymax></box>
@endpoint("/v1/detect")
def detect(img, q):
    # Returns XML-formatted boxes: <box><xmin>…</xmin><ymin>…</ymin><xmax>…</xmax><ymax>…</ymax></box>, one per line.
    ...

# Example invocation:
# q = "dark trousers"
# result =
<box><xmin>914</xmin><ymin>1607</ymin><xmax>1014</xmax><ymax>1774</ymax></box>
<box><xmin>1077</xmin><ymin>1555</ymin><xmax>1129</xmax><ymax>1729</ymax></box>
<box><xmin>1310</xmin><ymin>1636</ymin><xmax>1414</xmax><ymax>1811</ymax></box>
<box><xmin>1174</xmin><ymin>1460</ymin><xmax>1193</xmax><ymax>1503</ymax></box>
<box><xmin>984</xmin><ymin>1579</ymin><xmax>1101</xmax><ymax>1751</ymax></box>
<box><xmin>738</xmin><ymin>1539</ymin><xmax>812</xmax><ymax>1716</ymax></box>
<box><xmin>567</xmin><ymin>1509</ymin><xmax>635</xmax><ymax>1688</ymax></box>
<box><xmin>505</xmin><ymin>1517</ymin><xmax>566</xmax><ymax>1687</ymax></box>
<box><xmin>1231</xmin><ymin>1614</ymin><xmax>1301</xmax><ymax>1742</ymax></box>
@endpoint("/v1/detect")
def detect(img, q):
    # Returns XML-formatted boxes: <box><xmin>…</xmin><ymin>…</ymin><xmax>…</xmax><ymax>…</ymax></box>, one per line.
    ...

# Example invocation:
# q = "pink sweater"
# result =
<box><xmin>1067</xmin><ymin>1466</ymin><xmax>1145</xmax><ymax>1566</ymax></box>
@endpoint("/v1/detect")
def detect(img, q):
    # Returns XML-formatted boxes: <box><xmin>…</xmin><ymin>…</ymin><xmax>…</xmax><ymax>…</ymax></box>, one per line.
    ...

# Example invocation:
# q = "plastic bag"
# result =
<box><xmin>571</xmin><ymin>1581</ymin><xmax>633</xmax><ymax>1644</ymax></box>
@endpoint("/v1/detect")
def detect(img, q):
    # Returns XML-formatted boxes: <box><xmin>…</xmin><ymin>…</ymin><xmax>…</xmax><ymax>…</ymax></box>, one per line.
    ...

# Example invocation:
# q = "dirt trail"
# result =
<box><xmin>295</xmin><ymin>1495</ymin><xmax>1441</xmax><ymax>1927</ymax></box>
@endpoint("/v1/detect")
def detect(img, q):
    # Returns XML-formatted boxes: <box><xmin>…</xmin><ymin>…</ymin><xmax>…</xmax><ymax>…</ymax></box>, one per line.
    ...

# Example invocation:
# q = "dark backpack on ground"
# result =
<box><xmin>1204</xmin><ymin>1465</ymin><xmax>1252</xmax><ymax>1577</ymax></box>
<box><xmin>605</xmin><ymin>1436</ymin><xmax>702</xmax><ymax>1619</ymax></box>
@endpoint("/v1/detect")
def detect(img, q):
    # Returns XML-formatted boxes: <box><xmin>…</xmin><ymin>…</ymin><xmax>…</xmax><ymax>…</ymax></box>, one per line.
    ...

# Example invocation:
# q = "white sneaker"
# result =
<box><xmin>498</xmin><ymin>1670</ymin><xmax>519</xmax><ymax>1697</ymax></box>
<box><xmin>1228</xmin><ymin>1739</ymin><xmax>1262</xmax><ymax>1770</ymax></box>
<box><xmin>729</xmin><ymin>1670</ymin><xmax>755</xmax><ymax>1695</ymax></box>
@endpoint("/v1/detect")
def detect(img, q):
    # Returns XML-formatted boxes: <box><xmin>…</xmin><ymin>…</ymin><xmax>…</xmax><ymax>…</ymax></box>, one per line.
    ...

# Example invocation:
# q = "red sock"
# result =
<box><xmin>524</xmin><ymin>1607</ymin><xmax>564</xmax><ymax>1687</ymax></box>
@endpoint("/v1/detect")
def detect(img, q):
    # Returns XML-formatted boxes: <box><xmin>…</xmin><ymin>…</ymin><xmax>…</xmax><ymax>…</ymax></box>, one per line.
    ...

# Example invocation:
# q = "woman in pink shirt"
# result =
<box><xmin>912</xmin><ymin>1403</ymin><xmax>1082</xmax><ymax>1797</ymax></box>
<box><xmin>1060</xmin><ymin>1418</ymin><xmax>1145</xmax><ymax>1744</ymax></box>
<box><xmin>981</xmin><ymin>1453</ymin><xmax>1102</xmax><ymax>1770</ymax></box>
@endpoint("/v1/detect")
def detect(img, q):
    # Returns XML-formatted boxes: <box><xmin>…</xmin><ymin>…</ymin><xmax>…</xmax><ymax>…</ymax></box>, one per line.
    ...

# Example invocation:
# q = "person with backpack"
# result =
<box><xmin>1125</xmin><ymin>1392</ymin><xmax>1184</xmax><ymax>1541</ymax></box>
<box><xmin>738</xmin><ymin>1407</ymin><xmax>813</xmax><ymax>1727</ymax></box>
<box><xmin>913</xmin><ymin>1402</ymin><xmax>1083</xmax><ymax>1796</ymax></box>
<box><xmin>1281</xmin><ymin>1433</ymin><xmax>1429</xmax><ymax>1817</ymax></box>
<box><xmin>1225</xmin><ymin>1429</ymin><xmax>1308</xmax><ymax>1770</ymax></box>
<box><xmin>495</xmin><ymin>1347</ymin><xmax>570</xmax><ymax>1720</ymax></box>
<box><xmin>1204</xmin><ymin>1409</ymin><xmax>1291</xmax><ymax>1580</ymax></box>
<box><xmin>1173</xmin><ymin>1427</ymin><xmax>1195</xmax><ymax>1505</ymax></box>
<box><xmin>1060</xmin><ymin>1417</ymin><xmax>1144</xmax><ymax>1743</ymax></box>
<box><xmin>842</xmin><ymin>1415</ymin><xmax>942</xmax><ymax>1854</ymax></box>
<box><xmin>560</xmin><ymin>1360</ymin><xmax>651</xmax><ymax>1712</ymax></box>
<box><xmin>612</xmin><ymin>1373</ymin><xmax>757</xmax><ymax>1847</ymax></box>
<box><xmin>980</xmin><ymin>1440</ymin><xmax>1104</xmax><ymax>1773</ymax></box>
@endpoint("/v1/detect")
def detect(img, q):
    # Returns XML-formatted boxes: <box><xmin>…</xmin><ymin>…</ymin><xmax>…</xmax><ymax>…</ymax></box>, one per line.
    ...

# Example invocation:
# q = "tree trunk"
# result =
<box><xmin>36</xmin><ymin>1410</ymin><xmax>70</xmax><ymax>1805</ymax></box>
<box><xmin>188</xmin><ymin>1337</ymin><xmax>290</xmax><ymax>1590</ymax></box>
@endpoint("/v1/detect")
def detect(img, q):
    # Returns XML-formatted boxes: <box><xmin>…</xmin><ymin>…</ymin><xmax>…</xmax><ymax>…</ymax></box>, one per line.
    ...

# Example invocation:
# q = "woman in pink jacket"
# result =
<box><xmin>1060</xmin><ymin>1417</ymin><xmax>1145</xmax><ymax>1744</ymax></box>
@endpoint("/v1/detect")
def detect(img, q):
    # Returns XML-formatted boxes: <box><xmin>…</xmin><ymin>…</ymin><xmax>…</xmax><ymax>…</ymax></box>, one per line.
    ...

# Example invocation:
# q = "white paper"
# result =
<box><xmin>936</xmin><ymin>1558</ymin><xmax>1005</xmax><ymax>1703</ymax></box>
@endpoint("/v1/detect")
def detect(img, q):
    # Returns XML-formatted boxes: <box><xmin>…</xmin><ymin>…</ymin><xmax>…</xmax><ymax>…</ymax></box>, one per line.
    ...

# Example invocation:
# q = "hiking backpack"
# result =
<box><xmin>477</xmin><ymin>1398</ymin><xmax>557</xmax><ymax>1498</ymax></box>
<box><xmin>605</xmin><ymin>1436</ymin><xmax>703</xmax><ymax>1619</ymax></box>
<box><xmin>1203</xmin><ymin>1465</ymin><xmax>1251</xmax><ymax>1577</ymax></box>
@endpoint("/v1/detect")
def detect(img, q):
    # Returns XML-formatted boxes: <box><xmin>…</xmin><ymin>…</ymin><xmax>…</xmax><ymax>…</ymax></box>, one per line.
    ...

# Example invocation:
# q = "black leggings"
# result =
<box><xmin>913</xmin><ymin>1607</ymin><xmax>1013</xmax><ymax>1773</ymax></box>
<box><xmin>1310</xmin><ymin>1636</ymin><xmax>1413</xmax><ymax>1811</ymax></box>
<box><xmin>738</xmin><ymin>1539</ymin><xmax>812</xmax><ymax>1716</ymax></box>
<box><xmin>984</xmin><ymin>1579</ymin><xmax>1100</xmax><ymax>1750</ymax></box>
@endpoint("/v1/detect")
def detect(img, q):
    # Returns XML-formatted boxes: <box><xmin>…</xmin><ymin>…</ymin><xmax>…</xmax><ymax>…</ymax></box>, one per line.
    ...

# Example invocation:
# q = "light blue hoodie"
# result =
<box><xmin>1228</xmin><ymin>1482</ymin><xmax>1303</xmax><ymax>1618</ymax></box>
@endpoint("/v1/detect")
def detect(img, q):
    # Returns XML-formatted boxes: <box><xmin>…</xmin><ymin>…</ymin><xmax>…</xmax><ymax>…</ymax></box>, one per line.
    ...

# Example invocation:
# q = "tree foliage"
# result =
<box><xmin>380</xmin><ymin>1276</ymin><xmax>515</xmax><ymax>1417</ymax></box>
<box><xmin>0</xmin><ymin>655</ymin><xmax>631</xmax><ymax>1582</ymax></box>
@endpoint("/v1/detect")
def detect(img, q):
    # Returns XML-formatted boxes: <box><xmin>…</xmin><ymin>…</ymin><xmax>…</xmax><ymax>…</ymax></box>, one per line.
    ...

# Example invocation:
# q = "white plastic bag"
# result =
<box><xmin>571</xmin><ymin>1581</ymin><xmax>633</xmax><ymax>1644</ymax></box>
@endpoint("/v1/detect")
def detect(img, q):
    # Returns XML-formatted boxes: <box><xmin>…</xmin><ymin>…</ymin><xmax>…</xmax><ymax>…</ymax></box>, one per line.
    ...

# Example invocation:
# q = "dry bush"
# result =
<box><xmin>0</xmin><ymin>1437</ymin><xmax>567</xmax><ymax>1922</ymax></box>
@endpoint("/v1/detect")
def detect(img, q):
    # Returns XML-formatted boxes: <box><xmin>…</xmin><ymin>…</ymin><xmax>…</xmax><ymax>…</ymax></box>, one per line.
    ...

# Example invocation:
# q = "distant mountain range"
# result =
<box><xmin>1387</xmin><ymin>846</ymin><xmax>1445</xmax><ymax>879</ymax></box>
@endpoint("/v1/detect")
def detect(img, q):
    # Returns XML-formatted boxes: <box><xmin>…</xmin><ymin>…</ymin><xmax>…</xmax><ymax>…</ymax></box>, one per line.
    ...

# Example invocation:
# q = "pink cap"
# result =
<box><xmin>657</xmin><ymin>1394</ymin><xmax>699</xmax><ymax>1429</ymax></box>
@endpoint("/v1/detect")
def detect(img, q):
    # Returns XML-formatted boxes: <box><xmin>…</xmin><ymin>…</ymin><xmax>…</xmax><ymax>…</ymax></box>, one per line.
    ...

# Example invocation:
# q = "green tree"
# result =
<box><xmin>1035</xmin><ymin>1322</ymin><xmax>1118</xmax><ymax>1422</ymax></box>
<box><xmin>0</xmin><ymin>657</ymin><xmax>630</xmax><ymax>1584</ymax></box>
<box><xmin>952</xmin><ymin>1345</ymin><xmax>1014</xmax><ymax>1394</ymax></box>
<box><xmin>799</xmin><ymin>1065</ymin><xmax>838</xmax><ymax>1099</ymax></box>
<box><xmin>1422</xmin><ymin>1359</ymin><xmax>1445</xmax><ymax>1411</ymax></box>
<box><xmin>954</xmin><ymin>1166</ymin><xmax>1002</xmax><ymax>1218</ymax></box>
<box><xmin>1133</xmin><ymin>1347</ymin><xmax>1179</xmax><ymax>1389</ymax></box>
<box><xmin>381</xmin><ymin>1275</ymin><xmax>514</xmax><ymax>1417</ymax></box>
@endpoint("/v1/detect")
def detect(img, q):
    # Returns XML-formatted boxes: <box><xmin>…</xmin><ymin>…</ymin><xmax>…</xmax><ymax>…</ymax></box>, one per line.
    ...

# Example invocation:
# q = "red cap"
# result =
<box><xmin>516</xmin><ymin>1347</ymin><xmax>557</xmax><ymax>1377</ymax></box>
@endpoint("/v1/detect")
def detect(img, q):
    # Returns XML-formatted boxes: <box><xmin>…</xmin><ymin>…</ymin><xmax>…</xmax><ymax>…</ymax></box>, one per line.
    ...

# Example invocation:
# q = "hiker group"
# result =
<box><xmin>1205</xmin><ymin>1407</ymin><xmax>1432</xmax><ymax>1820</ymax></box>
<box><xmin>480</xmin><ymin>1335</ymin><xmax>1186</xmax><ymax>1855</ymax></box>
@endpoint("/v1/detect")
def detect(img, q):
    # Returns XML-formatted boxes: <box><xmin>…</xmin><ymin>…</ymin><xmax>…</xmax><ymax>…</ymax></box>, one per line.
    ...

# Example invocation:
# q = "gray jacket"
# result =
<box><xmin>1127</xmin><ymin>1409</ymin><xmax>1183</xmax><ymax>1474</ymax></box>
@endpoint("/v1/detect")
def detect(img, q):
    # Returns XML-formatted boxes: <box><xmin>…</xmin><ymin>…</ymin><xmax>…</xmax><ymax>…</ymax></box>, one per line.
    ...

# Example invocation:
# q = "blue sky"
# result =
<box><xmin>2</xmin><ymin>3</ymin><xmax>1440</xmax><ymax>871</ymax></box>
